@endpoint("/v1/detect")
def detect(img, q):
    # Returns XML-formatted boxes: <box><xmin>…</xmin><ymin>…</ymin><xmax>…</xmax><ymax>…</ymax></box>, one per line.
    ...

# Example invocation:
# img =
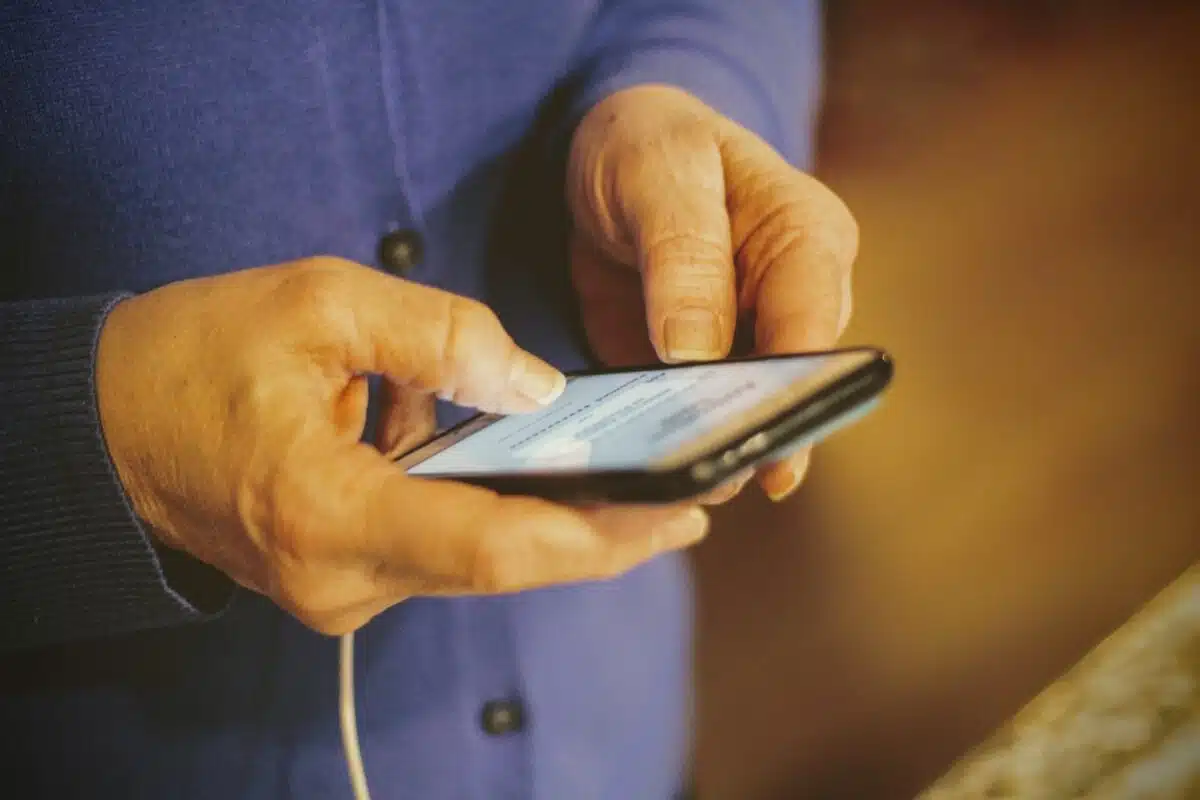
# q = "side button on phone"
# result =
<box><xmin>738</xmin><ymin>433</ymin><xmax>770</xmax><ymax>459</ymax></box>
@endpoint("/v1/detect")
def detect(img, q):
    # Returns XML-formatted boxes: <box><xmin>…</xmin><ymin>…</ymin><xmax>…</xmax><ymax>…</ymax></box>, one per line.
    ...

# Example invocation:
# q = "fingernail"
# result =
<box><xmin>656</xmin><ymin>507</ymin><xmax>710</xmax><ymax>547</ymax></box>
<box><xmin>664</xmin><ymin>310</ymin><xmax>722</xmax><ymax>362</ymax></box>
<box><xmin>764</xmin><ymin>466</ymin><xmax>800</xmax><ymax>503</ymax></box>
<box><xmin>512</xmin><ymin>355</ymin><xmax>566</xmax><ymax>406</ymax></box>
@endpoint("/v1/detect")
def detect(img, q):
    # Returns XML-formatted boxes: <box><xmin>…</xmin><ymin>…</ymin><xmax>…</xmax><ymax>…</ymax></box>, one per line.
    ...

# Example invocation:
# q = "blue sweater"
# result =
<box><xmin>0</xmin><ymin>2</ymin><xmax>821</xmax><ymax>797</ymax></box>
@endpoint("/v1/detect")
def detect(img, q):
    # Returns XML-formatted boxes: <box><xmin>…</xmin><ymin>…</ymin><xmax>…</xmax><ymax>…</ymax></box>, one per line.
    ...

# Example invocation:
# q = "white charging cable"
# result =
<box><xmin>339</xmin><ymin>631</ymin><xmax>372</xmax><ymax>800</ymax></box>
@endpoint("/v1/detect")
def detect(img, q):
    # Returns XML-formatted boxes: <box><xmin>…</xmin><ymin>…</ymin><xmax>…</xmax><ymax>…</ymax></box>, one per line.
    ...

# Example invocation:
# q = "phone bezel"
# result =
<box><xmin>393</xmin><ymin>347</ymin><xmax>893</xmax><ymax>504</ymax></box>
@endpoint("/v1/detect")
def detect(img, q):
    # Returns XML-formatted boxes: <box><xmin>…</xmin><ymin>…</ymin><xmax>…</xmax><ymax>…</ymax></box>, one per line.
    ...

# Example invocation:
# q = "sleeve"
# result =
<box><xmin>564</xmin><ymin>0</ymin><xmax>825</xmax><ymax>167</ymax></box>
<box><xmin>0</xmin><ymin>295</ymin><xmax>233</xmax><ymax>653</ymax></box>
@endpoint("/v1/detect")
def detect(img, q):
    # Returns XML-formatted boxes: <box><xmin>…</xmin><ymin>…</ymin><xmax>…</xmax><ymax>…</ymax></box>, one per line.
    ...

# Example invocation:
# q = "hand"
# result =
<box><xmin>568</xmin><ymin>85</ymin><xmax>858</xmax><ymax>503</ymax></box>
<box><xmin>96</xmin><ymin>257</ymin><xmax>708</xmax><ymax>634</ymax></box>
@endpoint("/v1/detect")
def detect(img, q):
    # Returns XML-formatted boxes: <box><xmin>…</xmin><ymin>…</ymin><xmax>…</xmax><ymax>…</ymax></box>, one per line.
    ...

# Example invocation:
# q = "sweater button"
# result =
<box><xmin>480</xmin><ymin>699</ymin><xmax>526</xmax><ymax>736</ymax></box>
<box><xmin>378</xmin><ymin>229</ymin><xmax>424</xmax><ymax>275</ymax></box>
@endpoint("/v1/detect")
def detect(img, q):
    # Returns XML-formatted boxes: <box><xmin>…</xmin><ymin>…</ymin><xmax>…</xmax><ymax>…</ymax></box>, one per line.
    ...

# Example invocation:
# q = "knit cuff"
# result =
<box><xmin>0</xmin><ymin>294</ymin><xmax>233</xmax><ymax>652</ymax></box>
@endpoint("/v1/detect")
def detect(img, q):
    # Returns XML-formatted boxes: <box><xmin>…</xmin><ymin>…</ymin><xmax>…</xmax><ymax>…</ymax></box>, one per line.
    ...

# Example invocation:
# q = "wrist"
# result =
<box><xmin>94</xmin><ymin>294</ymin><xmax>167</xmax><ymax>542</ymax></box>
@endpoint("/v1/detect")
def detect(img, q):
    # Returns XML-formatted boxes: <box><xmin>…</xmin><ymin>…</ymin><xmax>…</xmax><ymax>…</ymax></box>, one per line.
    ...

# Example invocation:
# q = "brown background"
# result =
<box><xmin>691</xmin><ymin>4</ymin><xmax>1200</xmax><ymax>798</ymax></box>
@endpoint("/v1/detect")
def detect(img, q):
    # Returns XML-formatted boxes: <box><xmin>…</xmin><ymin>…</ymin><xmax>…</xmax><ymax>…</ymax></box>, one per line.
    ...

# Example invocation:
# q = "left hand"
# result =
<box><xmin>567</xmin><ymin>85</ymin><xmax>858</xmax><ymax>503</ymax></box>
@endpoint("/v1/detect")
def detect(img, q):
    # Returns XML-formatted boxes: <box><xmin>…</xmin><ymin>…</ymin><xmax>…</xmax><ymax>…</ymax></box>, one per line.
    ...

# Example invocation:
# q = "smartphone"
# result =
<box><xmin>395</xmin><ymin>347</ymin><xmax>893</xmax><ymax>504</ymax></box>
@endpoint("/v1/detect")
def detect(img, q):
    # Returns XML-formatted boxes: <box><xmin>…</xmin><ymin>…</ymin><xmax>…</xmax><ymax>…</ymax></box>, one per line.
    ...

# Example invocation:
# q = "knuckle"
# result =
<box><xmin>612</xmin><ymin>121</ymin><xmax>718</xmax><ymax>193</ymax></box>
<box><xmin>255</xmin><ymin>470</ymin><xmax>341</xmax><ymax>598</ymax></box>
<box><xmin>827</xmin><ymin>208</ymin><xmax>860</xmax><ymax>268</ymax></box>
<box><xmin>263</xmin><ymin>466</ymin><xmax>318</xmax><ymax>559</ymax></box>
<box><xmin>433</xmin><ymin>295</ymin><xmax>503</xmax><ymax>396</ymax></box>
<box><xmin>271</xmin><ymin>515</ymin><xmax>315</xmax><ymax>569</ymax></box>
<box><xmin>463</xmin><ymin>499</ymin><xmax>594</xmax><ymax>592</ymax></box>
<box><xmin>745</xmin><ymin>175</ymin><xmax>858</xmax><ymax>276</ymax></box>
<box><xmin>643</xmin><ymin>231</ymin><xmax>729</xmax><ymax>275</ymax></box>
<box><xmin>271</xmin><ymin>565</ymin><xmax>364</xmax><ymax>635</ymax></box>
<box><xmin>649</xmin><ymin>113</ymin><xmax>713</xmax><ymax>155</ymax></box>
<box><xmin>465</xmin><ymin>542</ymin><xmax>508</xmax><ymax>592</ymax></box>
<box><xmin>464</xmin><ymin>520</ymin><xmax>532</xmax><ymax>594</ymax></box>
<box><xmin>745</xmin><ymin>191</ymin><xmax>858</xmax><ymax>296</ymax></box>
<box><xmin>273</xmin><ymin>262</ymin><xmax>360</xmax><ymax>331</ymax></box>
<box><xmin>225</xmin><ymin>370</ymin><xmax>284</xmax><ymax>431</ymax></box>
<box><xmin>805</xmin><ymin>181</ymin><xmax>860</xmax><ymax>266</ymax></box>
<box><xmin>444</xmin><ymin>295</ymin><xmax>500</xmax><ymax>343</ymax></box>
<box><xmin>271</xmin><ymin>568</ymin><xmax>325</xmax><ymax>626</ymax></box>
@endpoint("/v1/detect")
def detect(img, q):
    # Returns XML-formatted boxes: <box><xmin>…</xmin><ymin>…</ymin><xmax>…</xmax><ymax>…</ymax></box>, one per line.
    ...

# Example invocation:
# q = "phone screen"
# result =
<box><xmin>402</xmin><ymin>353</ymin><xmax>844</xmax><ymax>476</ymax></box>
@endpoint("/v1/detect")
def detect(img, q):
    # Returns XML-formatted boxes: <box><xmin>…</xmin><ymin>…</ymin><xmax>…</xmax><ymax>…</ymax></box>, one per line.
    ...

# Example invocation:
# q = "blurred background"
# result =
<box><xmin>691</xmin><ymin>2</ymin><xmax>1200</xmax><ymax>797</ymax></box>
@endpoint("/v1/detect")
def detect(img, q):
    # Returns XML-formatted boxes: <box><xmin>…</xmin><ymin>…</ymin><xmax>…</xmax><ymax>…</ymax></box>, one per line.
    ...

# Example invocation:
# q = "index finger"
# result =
<box><xmin>721</xmin><ymin>140</ymin><xmax>858</xmax><ymax>354</ymax></box>
<box><xmin>306</xmin><ymin>440</ymin><xmax>710</xmax><ymax>595</ymax></box>
<box><xmin>720</xmin><ymin>140</ymin><xmax>859</xmax><ymax>500</ymax></box>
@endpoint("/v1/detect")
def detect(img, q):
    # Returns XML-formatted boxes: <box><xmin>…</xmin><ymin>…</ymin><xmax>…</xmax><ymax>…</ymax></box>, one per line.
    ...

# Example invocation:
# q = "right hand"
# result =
<box><xmin>96</xmin><ymin>257</ymin><xmax>708</xmax><ymax>635</ymax></box>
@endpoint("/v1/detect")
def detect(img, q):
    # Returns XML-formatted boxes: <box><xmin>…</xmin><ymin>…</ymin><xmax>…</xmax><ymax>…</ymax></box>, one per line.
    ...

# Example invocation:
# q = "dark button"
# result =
<box><xmin>480</xmin><ymin>699</ymin><xmax>526</xmax><ymax>736</ymax></box>
<box><xmin>378</xmin><ymin>228</ymin><xmax>424</xmax><ymax>275</ymax></box>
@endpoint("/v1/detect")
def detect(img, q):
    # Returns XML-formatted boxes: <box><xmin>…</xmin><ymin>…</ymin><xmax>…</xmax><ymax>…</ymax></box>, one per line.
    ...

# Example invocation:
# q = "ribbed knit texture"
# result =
<box><xmin>0</xmin><ymin>295</ymin><xmax>231</xmax><ymax>652</ymax></box>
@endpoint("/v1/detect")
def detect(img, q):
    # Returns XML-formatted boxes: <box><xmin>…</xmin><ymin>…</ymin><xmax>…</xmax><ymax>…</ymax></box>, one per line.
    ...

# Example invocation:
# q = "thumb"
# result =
<box><xmin>619</xmin><ymin>139</ymin><xmax>737</xmax><ymax>363</ymax></box>
<box><xmin>310</xmin><ymin>264</ymin><xmax>566</xmax><ymax>414</ymax></box>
